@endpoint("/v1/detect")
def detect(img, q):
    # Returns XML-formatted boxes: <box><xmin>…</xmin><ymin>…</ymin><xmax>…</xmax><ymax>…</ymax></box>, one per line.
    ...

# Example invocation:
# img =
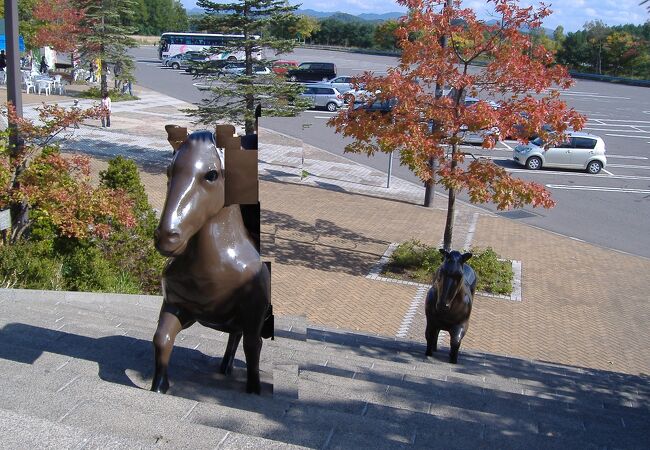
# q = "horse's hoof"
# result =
<box><xmin>151</xmin><ymin>377</ymin><xmax>169</xmax><ymax>394</ymax></box>
<box><xmin>449</xmin><ymin>356</ymin><xmax>458</xmax><ymax>364</ymax></box>
<box><xmin>425</xmin><ymin>350</ymin><xmax>433</xmax><ymax>357</ymax></box>
<box><xmin>246</xmin><ymin>380</ymin><xmax>261</xmax><ymax>395</ymax></box>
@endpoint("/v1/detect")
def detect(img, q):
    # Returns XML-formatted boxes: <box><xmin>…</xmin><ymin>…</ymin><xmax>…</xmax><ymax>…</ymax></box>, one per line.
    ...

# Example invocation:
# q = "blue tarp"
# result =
<box><xmin>0</xmin><ymin>35</ymin><xmax>26</xmax><ymax>52</ymax></box>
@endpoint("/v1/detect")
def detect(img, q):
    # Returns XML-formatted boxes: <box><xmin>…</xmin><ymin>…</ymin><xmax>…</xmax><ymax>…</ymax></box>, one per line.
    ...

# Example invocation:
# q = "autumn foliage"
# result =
<box><xmin>1</xmin><ymin>103</ymin><xmax>135</xmax><ymax>243</ymax></box>
<box><xmin>328</xmin><ymin>0</ymin><xmax>587</xmax><ymax>249</ymax></box>
<box><xmin>32</xmin><ymin>0</ymin><xmax>86</xmax><ymax>52</ymax></box>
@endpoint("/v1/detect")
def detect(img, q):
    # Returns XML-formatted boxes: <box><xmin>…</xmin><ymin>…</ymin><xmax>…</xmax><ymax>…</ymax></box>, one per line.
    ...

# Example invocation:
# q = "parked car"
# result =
<box><xmin>323</xmin><ymin>76</ymin><xmax>354</xmax><ymax>93</ymax></box>
<box><xmin>513</xmin><ymin>131</ymin><xmax>607</xmax><ymax>174</ymax></box>
<box><xmin>165</xmin><ymin>51</ymin><xmax>206</xmax><ymax>70</ymax></box>
<box><xmin>286</xmin><ymin>62</ymin><xmax>337</xmax><ymax>82</ymax></box>
<box><xmin>219</xmin><ymin>63</ymin><xmax>271</xmax><ymax>77</ymax></box>
<box><xmin>185</xmin><ymin>59</ymin><xmax>230</xmax><ymax>75</ymax></box>
<box><xmin>271</xmin><ymin>60</ymin><xmax>298</xmax><ymax>75</ymax></box>
<box><xmin>354</xmin><ymin>96</ymin><xmax>398</xmax><ymax>114</ymax></box>
<box><xmin>300</xmin><ymin>84</ymin><xmax>345</xmax><ymax>111</ymax></box>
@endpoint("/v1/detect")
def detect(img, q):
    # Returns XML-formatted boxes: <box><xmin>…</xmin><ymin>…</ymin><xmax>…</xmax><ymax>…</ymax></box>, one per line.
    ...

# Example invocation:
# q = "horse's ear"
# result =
<box><xmin>165</xmin><ymin>124</ymin><xmax>187</xmax><ymax>153</ymax></box>
<box><xmin>461</xmin><ymin>252</ymin><xmax>473</xmax><ymax>264</ymax></box>
<box><xmin>439</xmin><ymin>248</ymin><xmax>449</xmax><ymax>258</ymax></box>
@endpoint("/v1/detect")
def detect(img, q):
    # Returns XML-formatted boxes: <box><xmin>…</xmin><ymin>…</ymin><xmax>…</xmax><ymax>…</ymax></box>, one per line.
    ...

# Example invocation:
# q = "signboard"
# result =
<box><xmin>0</xmin><ymin>209</ymin><xmax>11</xmax><ymax>231</ymax></box>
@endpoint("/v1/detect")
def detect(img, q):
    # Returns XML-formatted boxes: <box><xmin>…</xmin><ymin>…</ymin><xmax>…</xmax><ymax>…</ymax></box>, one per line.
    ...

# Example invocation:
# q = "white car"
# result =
<box><xmin>513</xmin><ymin>131</ymin><xmax>607</xmax><ymax>174</ymax></box>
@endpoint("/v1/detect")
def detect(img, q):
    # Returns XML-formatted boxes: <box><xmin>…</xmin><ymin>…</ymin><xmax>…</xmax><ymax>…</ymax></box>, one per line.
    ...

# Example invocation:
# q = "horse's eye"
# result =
<box><xmin>205</xmin><ymin>170</ymin><xmax>219</xmax><ymax>182</ymax></box>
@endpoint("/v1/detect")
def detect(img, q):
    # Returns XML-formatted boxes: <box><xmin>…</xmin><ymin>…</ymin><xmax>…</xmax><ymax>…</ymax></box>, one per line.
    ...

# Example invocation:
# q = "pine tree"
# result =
<box><xmin>76</xmin><ymin>0</ymin><xmax>138</xmax><ymax>96</ymax></box>
<box><xmin>190</xmin><ymin>0</ymin><xmax>311</xmax><ymax>134</ymax></box>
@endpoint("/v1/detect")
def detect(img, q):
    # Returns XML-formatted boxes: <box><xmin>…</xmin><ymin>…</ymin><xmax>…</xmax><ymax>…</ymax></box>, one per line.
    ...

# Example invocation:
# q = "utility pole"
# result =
<box><xmin>4</xmin><ymin>0</ymin><xmax>23</xmax><ymax>124</ymax></box>
<box><xmin>423</xmin><ymin>0</ymin><xmax>452</xmax><ymax>208</ymax></box>
<box><xmin>4</xmin><ymin>0</ymin><xmax>28</xmax><ymax>235</ymax></box>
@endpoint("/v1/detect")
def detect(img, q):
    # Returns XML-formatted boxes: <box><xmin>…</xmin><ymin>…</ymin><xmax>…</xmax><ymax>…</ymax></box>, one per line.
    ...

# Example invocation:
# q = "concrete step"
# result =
<box><xmin>0</xmin><ymin>371</ymin><xmax>308</xmax><ymax>450</ymax></box>
<box><xmin>0</xmin><ymin>408</ymin><xmax>154</xmax><ymax>449</ymax></box>
<box><xmin>2</xmin><ymin>288</ymin><xmax>648</xmax><ymax>449</ymax></box>
<box><xmin>2</xmin><ymin>288</ymin><xmax>646</xmax><ymax>414</ymax></box>
<box><xmin>1</xmin><ymin>356</ymin><xmax>426</xmax><ymax>449</ymax></box>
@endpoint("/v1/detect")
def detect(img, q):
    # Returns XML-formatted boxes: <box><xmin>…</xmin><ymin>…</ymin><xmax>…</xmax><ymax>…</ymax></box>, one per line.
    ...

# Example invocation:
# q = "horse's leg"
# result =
<box><xmin>242</xmin><ymin>332</ymin><xmax>262</xmax><ymax>394</ymax></box>
<box><xmin>219</xmin><ymin>332</ymin><xmax>242</xmax><ymax>375</ymax></box>
<box><xmin>151</xmin><ymin>306</ymin><xmax>194</xmax><ymax>393</ymax></box>
<box><xmin>449</xmin><ymin>325</ymin><xmax>467</xmax><ymax>364</ymax></box>
<box><xmin>425</xmin><ymin>321</ymin><xmax>440</xmax><ymax>357</ymax></box>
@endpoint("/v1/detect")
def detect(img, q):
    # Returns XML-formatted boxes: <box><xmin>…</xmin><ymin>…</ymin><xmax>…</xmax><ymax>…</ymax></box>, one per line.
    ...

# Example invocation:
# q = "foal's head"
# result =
<box><xmin>155</xmin><ymin>131</ymin><xmax>225</xmax><ymax>256</ymax></box>
<box><xmin>435</xmin><ymin>249</ymin><xmax>472</xmax><ymax>311</ymax></box>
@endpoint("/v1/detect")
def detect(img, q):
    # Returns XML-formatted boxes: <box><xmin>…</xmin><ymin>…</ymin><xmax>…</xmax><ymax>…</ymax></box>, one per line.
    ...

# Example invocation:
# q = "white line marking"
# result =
<box><xmin>559</xmin><ymin>93</ymin><xmax>631</xmax><ymax>99</ymax></box>
<box><xmin>506</xmin><ymin>168</ymin><xmax>650</xmax><ymax>181</ymax></box>
<box><xmin>593</xmin><ymin>118</ymin><xmax>650</xmax><ymax>124</ymax></box>
<box><xmin>607</xmin><ymin>155</ymin><xmax>648</xmax><ymax>160</ymax></box>
<box><xmin>607</xmin><ymin>164</ymin><xmax>650</xmax><ymax>170</ymax></box>
<box><xmin>605</xmin><ymin>134</ymin><xmax>650</xmax><ymax>139</ymax></box>
<box><xmin>500</xmin><ymin>140</ymin><xmax>512</xmax><ymax>150</ymax></box>
<box><xmin>314</xmin><ymin>116</ymin><xmax>334</xmax><ymax>119</ymax></box>
<box><xmin>463</xmin><ymin>212</ymin><xmax>479</xmax><ymax>250</ymax></box>
<box><xmin>546</xmin><ymin>184</ymin><xmax>650</xmax><ymax>194</ymax></box>
<box><xmin>583</xmin><ymin>127</ymin><xmax>650</xmax><ymax>134</ymax></box>
<box><xmin>396</xmin><ymin>286</ymin><xmax>428</xmax><ymax>338</ymax></box>
<box><xmin>601</xmin><ymin>168</ymin><xmax>614</xmax><ymax>176</ymax></box>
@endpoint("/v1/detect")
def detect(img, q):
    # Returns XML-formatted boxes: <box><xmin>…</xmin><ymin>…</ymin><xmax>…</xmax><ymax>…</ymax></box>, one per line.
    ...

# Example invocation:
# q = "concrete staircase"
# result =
<box><xmin>0</xmin><ymin>288</ymin><xmax>647</xmax><ymax>449</ymax></box>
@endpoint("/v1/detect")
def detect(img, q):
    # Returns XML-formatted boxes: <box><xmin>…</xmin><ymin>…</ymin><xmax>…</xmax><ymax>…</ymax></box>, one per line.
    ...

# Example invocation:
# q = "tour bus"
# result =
<box><xmin>158</xmin><ymin>32</ymin><xmax>262</xmax><ymax>61</ymax></box>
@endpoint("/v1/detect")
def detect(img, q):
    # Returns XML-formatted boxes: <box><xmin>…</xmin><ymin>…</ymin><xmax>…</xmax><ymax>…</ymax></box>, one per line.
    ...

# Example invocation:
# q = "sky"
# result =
<box><xmin>180</xmin><ymin>0</ymin><xmax>649</xmax><ymax>32</ymax></box>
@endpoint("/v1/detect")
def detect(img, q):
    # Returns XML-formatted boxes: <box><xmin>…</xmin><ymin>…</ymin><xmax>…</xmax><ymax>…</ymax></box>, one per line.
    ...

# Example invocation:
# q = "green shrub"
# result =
<box><xmin>77</xmin><ymin>87</ymin><xmax>138</xmax><ymax>102</ymax></box>
<box><xmin>384</xmin><ymin>241</ymin><xmax>513</xmax><ymax>295</ymax></box>
<box><xmin>98</xmin><ymin>156</ymin><xmax>165</xmax><ymax>294</ymax></box>
<box><xmin>471</xmin><ymin>248</ymin><xmax>514</xmax><ymax>295</ymax></box>
<box><xmin>61</xmin><ymin>243</ymin><xmax>141</xmax><ymax>293</ymax></box>
<box><xmin>0</xmin><ymin>240</ymin><xmax>64</xmax><ymax>290</ymax></box>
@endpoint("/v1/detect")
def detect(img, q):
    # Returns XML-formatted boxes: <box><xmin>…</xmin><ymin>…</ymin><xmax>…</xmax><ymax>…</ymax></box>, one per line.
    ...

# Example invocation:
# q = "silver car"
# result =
<box><xmin>513</xmin><ymin>131</ymin><xmax>607</xmax><ymax>174</ymax></box>
<box><xmin>300</xmin><ymin>84</ymin><xmax>345</xmax><ymax>112</ymax></box>
<box><xmin>323</xmin><ymin>76</ymin><xmax>354</xmax><ymax>93</ymax></box>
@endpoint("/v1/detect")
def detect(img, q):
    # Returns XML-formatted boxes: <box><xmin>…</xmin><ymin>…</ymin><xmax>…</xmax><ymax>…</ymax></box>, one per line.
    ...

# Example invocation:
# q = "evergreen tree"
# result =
<box><xmin>190</xmin><ymin>0</ymin><xmax>310</xmax><ymax>134</ymax></box>
<box><xmin>77</xmin><ymin>0</ymin><xmax>138</xmax><ymax>96</ymax></box>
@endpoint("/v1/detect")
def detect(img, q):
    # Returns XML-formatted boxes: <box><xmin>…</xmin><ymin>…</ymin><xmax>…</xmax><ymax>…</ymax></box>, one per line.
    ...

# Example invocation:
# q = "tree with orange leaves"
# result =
<box><xmin>328</xmin><ymin>0</ymin><xmax>586</xmax><ymax>251</ymax></box>
<box><xmin>32</xmin><ymin>0</ymin><xmax>86</xmax><ymax>53</ymax></box>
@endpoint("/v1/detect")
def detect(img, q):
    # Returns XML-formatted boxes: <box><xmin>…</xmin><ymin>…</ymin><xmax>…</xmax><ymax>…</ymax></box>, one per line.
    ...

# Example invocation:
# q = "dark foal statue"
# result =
<box><xmin>425</xmin><ymin>249</ymin><xmax>476</xmax><ymax>364</ymax></box>
<box><xmin>152</xmin><ymin>130</ymin><xmax>270</xmax><ymax>395</ymax></box>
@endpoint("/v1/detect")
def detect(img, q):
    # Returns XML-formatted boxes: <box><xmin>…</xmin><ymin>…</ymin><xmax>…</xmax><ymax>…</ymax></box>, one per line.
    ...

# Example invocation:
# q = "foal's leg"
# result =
<box><xmin>219</xmin><ymin>332</ymin><xmax>242</xmax><ymax>375</ymax></box>
<box><xmin>425</xmin><ymin>321</ymin><xmax>440</xmax><ymax>357</ymax></box>
<box><xmin>242</xmin><ymin>332</ymin><xmax>262</xmax><ymax>394</ymax></box>
<box><xmin>151</xmin><ymin>307</ymin><xmax>194</xmax><ymax>393</ymax></box>
<box><xmin>449</xmin><ymin>324</ymin><xmax>467</xmax><ymax>364</ymax></box>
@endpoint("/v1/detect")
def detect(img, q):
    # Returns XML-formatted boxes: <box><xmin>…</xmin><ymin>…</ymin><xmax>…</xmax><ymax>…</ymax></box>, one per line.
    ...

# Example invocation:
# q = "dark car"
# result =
<box><xmin>286</xmin><ymin>62</ymin><xmax>336</xmax><ymax>82</ymax></box>
<box><xmin>346</xmin><ymin>91</ymin><xmax>397</xmax><ymax>114</ymax></box>
<box><xmin>185</xmin><ymin>59</ymin><xmax>230</xmax><ymax>75</ymax></box>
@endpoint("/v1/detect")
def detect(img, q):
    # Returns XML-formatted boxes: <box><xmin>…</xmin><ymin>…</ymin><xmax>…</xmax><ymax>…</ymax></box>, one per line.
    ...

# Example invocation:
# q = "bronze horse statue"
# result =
<box><xmin>152</xmin><ymin>130</ymin><xmax>270</xmax><ymax>395</ymax></box>
<box><xmin>425</xmin><ymin>249</ymin><xmax>476</xmax><ymax>364</ymax></box>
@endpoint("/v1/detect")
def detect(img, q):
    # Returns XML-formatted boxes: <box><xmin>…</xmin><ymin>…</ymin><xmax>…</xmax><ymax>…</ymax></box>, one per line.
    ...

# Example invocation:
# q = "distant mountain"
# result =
<box><xmin>296</xmin><ymin>9</ymin><xmax>403</xmax><ymax>22</ymax></box>
<box><xmin>186</xmin><ymin>8</ymin><xmax>404</xmax><ymax>22</ymax></box>
<box><xmin>357</xmin><ymin>12</ymin><xmax>403</xmax><ymax>21</ymax></box>
<box><xmin>485</xmin><ymin>19</ymin><xmax>554</xmax><ymax>37</ymax></box>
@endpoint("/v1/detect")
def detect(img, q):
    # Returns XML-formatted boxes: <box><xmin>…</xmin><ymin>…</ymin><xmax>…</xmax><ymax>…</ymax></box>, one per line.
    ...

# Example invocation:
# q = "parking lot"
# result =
<box><xmin>132</xmin><ymin>46</ymin><xmax>650</xmax><ymax>258</ymax></box>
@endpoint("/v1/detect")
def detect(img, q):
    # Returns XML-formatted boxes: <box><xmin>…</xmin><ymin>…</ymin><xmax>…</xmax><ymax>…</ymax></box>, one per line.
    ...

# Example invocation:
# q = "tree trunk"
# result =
<box><xmin>423</xmin><ymin>156</ymin><xmax>435</xmax><ymax>207</ymax></box>
<box><xmin>442</xmin><ymin>142</ymin><xmax>458</xmax><ymax>251</ymax></box>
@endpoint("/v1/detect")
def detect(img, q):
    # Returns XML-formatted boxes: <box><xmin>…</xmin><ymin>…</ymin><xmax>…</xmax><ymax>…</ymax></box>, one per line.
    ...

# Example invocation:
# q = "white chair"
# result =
<box><xmin>36</xmin><ymin>79</ymin><xmax>51</xmax><ymax>96</ymax></box>
<box><xmin>22</xmin><ymin>74</ymin><xmax>35</xmax><ymax>94</ymax></box>
<box><xmin>53</xmin><ymin>75</ymin><xmax>65</xmax><ymax>94</ymax></box>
